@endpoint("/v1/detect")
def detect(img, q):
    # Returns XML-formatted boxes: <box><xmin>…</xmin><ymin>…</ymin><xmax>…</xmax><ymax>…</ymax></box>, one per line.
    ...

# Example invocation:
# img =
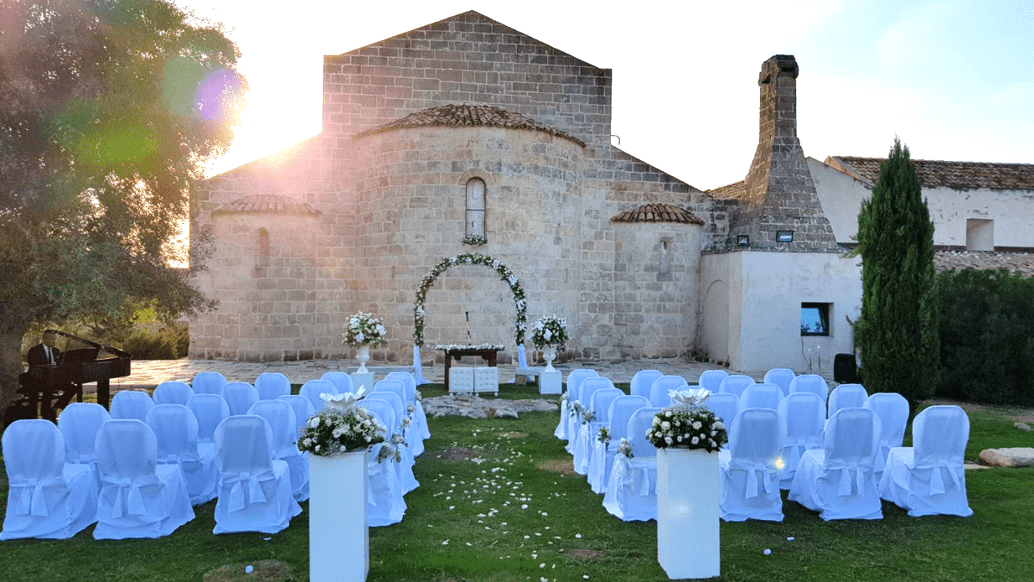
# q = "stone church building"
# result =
<box><xmin>191</xmin><ymin>11</ymin><xmax>1034</xmax><ymax>373</ymax></box>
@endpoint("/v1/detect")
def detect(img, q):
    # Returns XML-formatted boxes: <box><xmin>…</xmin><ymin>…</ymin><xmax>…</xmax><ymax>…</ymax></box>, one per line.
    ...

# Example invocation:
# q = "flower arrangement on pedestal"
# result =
<box><xmin>647</xmin><ymin>388</ymin><xmax>728</xmax><ymax>452</ymax></box>
<box><xmin>343</xmin><ymin>312</ymin><xmax>387</xmax><ymax>374</ymax></box>
<box><xmin>298</xmin><ymin>390</ymin><xmax>385</xmax><ymax>456</ymax></box>
<box><xmin>531</xmin><ymin>315</ymin><xmax>567</xmax><ymax>371</ymax></box>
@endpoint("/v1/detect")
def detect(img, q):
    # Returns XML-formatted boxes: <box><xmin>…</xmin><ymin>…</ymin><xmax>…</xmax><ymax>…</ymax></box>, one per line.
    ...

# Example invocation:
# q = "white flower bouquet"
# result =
<box><xmin>646</xmin><ymin>388</ymin><xmax>728</xmax><ymax>453</ymax></box>
<box><xmin>598</xmin><ymin>426</ymin><xmax>611</xmax><ymax>445</ymax></box>
<box><xmin>616</xmin><ymin>437</ymin><xmax>633</xmax><ymax>458</ymax></box>
<box><xmin>531</xmin><ymin>315</ymin><xmax>568</xmax><ymax>350</ymax></box>
<box><xmin>298</xmin><ymin>391</ymin><xmax>385</xmax><ymax>456</ymax></box>
<box><xmin>581</xmin><ymin>409</ymin><xmax>595</xmax><ymax>424</ymax></box>
<box><xmin>343</xmin><ymin>312</ymin><xmax>388</xmax><ymax>348</ymax></box>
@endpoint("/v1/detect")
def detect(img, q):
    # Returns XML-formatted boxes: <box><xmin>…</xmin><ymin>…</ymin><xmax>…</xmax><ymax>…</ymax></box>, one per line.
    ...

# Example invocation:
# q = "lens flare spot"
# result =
<box><xmin>195</xmin><ymin>68</ymin><xmax>244</xmax><ymax>120</ymax></box>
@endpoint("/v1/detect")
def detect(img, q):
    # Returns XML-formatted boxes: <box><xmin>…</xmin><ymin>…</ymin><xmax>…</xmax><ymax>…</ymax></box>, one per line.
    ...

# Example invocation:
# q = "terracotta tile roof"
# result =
<box><xmin>830</xmin><ymin>156</ymin><xmax>1034</xmax><ymax>191</ymax></box>
<box><xmin>706</xmin><ymin>180</ymin><xmax>746</xmax><ymax>200</ymax></box>
<box><xmin>355</xmin><ymin>103</ymin><xmax>587</xmax><ymax>147</ymax></box>
<box><xmin>610</xmin><ymin>203</ymin><xmax>704</xmax><ymax>225</ymax></box>
<box><xmin>935</xmin><ymin>251</ymin><xmax>1034</xmax><ymax>277</ymax></box>
<box><xmin>213</xmin><ymin>194</ymin><xmax>322</xmax><ymax>217</ymax></box>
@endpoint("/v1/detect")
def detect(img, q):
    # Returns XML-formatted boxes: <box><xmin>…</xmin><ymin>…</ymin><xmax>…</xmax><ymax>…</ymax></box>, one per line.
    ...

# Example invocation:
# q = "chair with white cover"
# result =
<box><xmin>300</xmin><ymin>379</ymin><xmax>339</xmax><ymax>411</ymax></box>
<box><xmin>1</xmin><ymin>420</ymin><xmax>98</xmax><ymax>540</ymax></box>
<box><xmin>828</xmin><ymin>384</ymin><xmax>868</xmax><ymax>418</ymax></box>
<box><xmin>277</xmin><ymin>394</ymin><xmax>316</xmax><ymax>438</ymax></box>
<box><xmin>186</xmin><ymin>393</ymin><xmax>230</xmax><ymax>457</ymax></box>
<box><xmin>360</xmin><ymin>409</ymin><xmax>407</xmax><ymax>527</ymax></box>
<box><xmin>863</xmin><ymin>392</ymin><xmax>910</xmax><ymax>481</ymax></box>
<box><xmin>93</xmin><ymin>419</ymin><xmax>195</xmax><ymax>539</ymax></box>
<box><xmin>763</xmin><ymin>368</ymin><xmax>796</xmax><ymax>397</ymax></box>
<box><xmin>152</xmin><ymin>381</ymin><xmax>195</xmax><ymax>406</ymax></box>
<box><xmin>777</xmin><ymin>392</ymin><xmax>826</xmax><ymax>489</ymax></box>
<box><xmin>255</xmin><ymin>372</ymin><xmax>291</xmax><ymax>401</ymax></box>
<box><xmin>698</xmin><ymin>369</ymin><xmax>729</xmax><ymax>393</ymax></box>
<box><xmin>571</xmin><ymin>377</ymin><xmax>615</xmax><ymax>457</ymax></box>
<box><xmin>221</xmin><ymin>382</ymin><xmax>259</xmax><ymax>416</ymax></box>
<box><xmin>320</xmin><ymin>372</ymin><xmax>353</xmax><ymax>395</ymax></box>
<box><xmin>373</xmin><ymin>379</ymin><xmax>422</xmax><ymax>457</ymax></box>
<box><xmin>739</xmin><ymin>382</ymin><xmax>783</xmax><ymax>412</ymax></box>
<box><xmin>717</xmin><ymin>374</ymin><xmax>755</xmax><ymax>399</ymax></box>
<box><xmin>110</xmin><ymin>390</ymin><xmax>155</xmax><ymax>422</ymax></box>
<box><xmin>58</xmin><ymin>402</ymin><xmax>111</xmax><ymax>485</ymax></box>
<box><xmin>212</xmin><ymin>415</ymin><xmax>302</xmax><ymax>534</ymax></box>
<box><xmin>719</xmin><ymin>408</ymin><xmax>787</xmax><ymax>522</ymax></box>
<box><xmin>602</xmin><ymin>407</ymin><xmax>660</xmax><ymax>521</ymax></box>
<box><xmin>358</xmin><ymin>398</ymin><xmax>419</xmax><ymax>495</ymax></box>
<box><xmin>630</xmin><ymin>370</ymin><xmax>663</xmax><ymax>399</ymax></box>
<box><xmin>385</xmin><ymin>371</ymin><xmax>430</xmax><ymax>441</ymax></box>
<box><xmin>789</xmin><ymin>407</ymin><xmax>883</xmax><ymax>521</ymax></box>
<box><xmin>145</xmin><ymin>404</ymin><xmax>218</xmax><ymax>506</ymax></box>
<box><xmin>588</xmin><ymin>395</ymin><xmax>651</xmax><ymax>495</ymax></box>
<box><xmin>248</xmin><ymin>400</ymin><xmax>307</xmax><ymax>502</ymax></box>
<box><xmin>788</xmin><ymin>374</ymin><xmax>830</xmax><ymax>404</ymax></box>
<box><xmin>879</xmin><ymin>405</ymin><xmax>973</xmax><ymax>517</ymax></box>
<box><xmin>514</xmin><ymin>344</ymin><xmax>541</xmax><ymax>384</ymax></box>
<box><xmin>191</xmin><ymin>371</ymin><xmax>227</xmax><ymax>395</ymax></box>
<box><xmin>557</xmin><ymin>369</ymin><xmax>599</xmax><ymax>442</ymax></box>
<box><xmin>366</xmin><ymin>390</ymin><xmax>422</xmax><ymax>461</ymax></box>
<box><xmin>703</xmin><ymin>393</ymin><xmax>739</xmax><ymax>426</ymax></box>
<box><xmin>648</xmin><ymin>375</ymin><xmax>688</xmax><ymax>408</ymax></box>
<box><xmin>575</xmin><ymin>384</ymin><xmax>623</xmax><ymax>475</ymax></box>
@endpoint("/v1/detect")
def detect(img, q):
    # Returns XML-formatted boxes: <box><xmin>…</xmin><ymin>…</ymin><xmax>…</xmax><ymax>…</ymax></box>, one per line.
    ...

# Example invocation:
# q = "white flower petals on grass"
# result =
<box><xmin>764</xmin><ymin>548</ymin><xmax>772</xmax><ymax>555</ymax></box>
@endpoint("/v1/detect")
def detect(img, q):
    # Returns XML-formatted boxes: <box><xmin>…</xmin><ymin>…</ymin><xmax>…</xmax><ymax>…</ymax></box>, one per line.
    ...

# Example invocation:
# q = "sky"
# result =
<box><xmin>176</xmin><ymin>0</ymin><xmax>1034</xmax><ymax>191</ymax></box>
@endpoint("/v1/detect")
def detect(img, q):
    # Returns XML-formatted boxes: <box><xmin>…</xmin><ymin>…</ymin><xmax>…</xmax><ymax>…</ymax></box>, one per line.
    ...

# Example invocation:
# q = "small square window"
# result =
<box><xmin>801</xmin><ymin>303</ymin><xmax>831</xmax><ymax>336</ymax></box>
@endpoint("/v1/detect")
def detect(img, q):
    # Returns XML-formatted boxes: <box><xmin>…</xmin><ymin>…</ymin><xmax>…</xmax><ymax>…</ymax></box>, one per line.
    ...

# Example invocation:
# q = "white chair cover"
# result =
<box><xmin>879</xmin><ymin>405</ymin><xmax>973</xmax><ymax>517</ymax></box>
<box><xmin>93</xmin><ymin>419</ymin><xmax>195</xmax><ymax>539</ymax></box>
<box><xmin>145</xmin><ymin>404</ymin><xmax>218</xmax><ymax>506</ymax></box>
<box><xmin>384</xmin><ymin>372</ymin><xmax>430</xmax><ymax>441</ymax></box>
<box><xmin>212</xmin><ymin>415</ymin><xmax>302</xmax><ymax>534</ymax></box>
<box><xmin>788</xmin><ymin>374</ymin><xmax>829</xmax><ymax>403</ymax></box>
<box><xmin>320</xmin><ymin>372</ymin><xmax>354</xmax><ymax>394</ymax></box>
<box><xmin>698</xmin><ymin>369</ymin><xmax>729</xmax><ymax>392</ymax></box>
<box><xmin>703</xmin><ymin>393</ymin><xmax>739</xmax><ymax>425</ymax></box>
<box><xmin>358</xmin><ymin>399</ymin><xmax>419</xmax><ymax>495</ymax></box>
<box><xmin>58</xmin><ymin>402</ymin><xmax>111</xmax><ymax>485</ymax></box>
<box><xmin>630</xmin><ymin>370</ymin><xmax>663</xmax><ymax>399</ymax></box>
<box><xmin>301</xmin><ymin>379</ymin><xmax>339</xmax><ymax>411</ymax></box>
<box><xmin>221</xmin><ymin>382</ymin><xmax>259</xmax><ymax>416</ymax></box>
<box><xmin>152</xmin><ymin>381</ymin><xmax>195</xmax><ymax>406</ymax></box>
<box><xmin>739</xmin><ymin>382</ymin><xmax>783</xmax><ymax>412</ymax></box>
<box><xmin>863</xmin><ymin>392</ymin><xmax>910</xmax><ymax>480</ymax></box>
<box><xmin>362</xmin><ymin>410</ymin><xmax>408</xmax><ymax>526</ymax></box>
<box><xmin>248</xmin><ymin>400</ymin><xmax>307</xmax><ymax>502</ymax></box>
<box><xmin>588</xmin><ymin>395</ymin><xmax>651</xmax><ymax>494</ymax></box>
<box><xmin>110</xmin><ymin>390</ymin><xmax>155</xmax><ymax>422</ymax></box>
<box><xmin>777</xmin><ymin>392</ymin><xmax>826</xmax><ymax>488</ymax></box>
<box><xmin>277</xmin><ymin>394</ymin><xmax>316</xmax><ymax>437</ymax></box>
<box><xmin>571</xmin><ymin>377</ymin><xmax>614</xmax><ymax>457</ymax></box>
<box><xmin>412</xmin><ymin>344</ymin><xmax>431</xmax><ymax>385</ymax></box>
<box><xmin>367</xmin><ymin>390</ymin><xmax>422</xmax><ymax>459</ymax></box>
<box><xmin>763</xmin><ymin>368</ymin><xmax>796</xmax><ymax>397</ymax></box>
<box><xmin>648</xmin><ymin>375</ymin><xmax>688</xmax><ymax>408</ymax></box>
<box><xmin>719</xmin><ymin>408</ymin><xmax>786</xmax><ymax>522</ymax></box>
<box><xmin>575</xmin><ymin>385</ymin><xmax>622</xmax><ymax>475</ymax></box>
<box><xmin>559</xmin><ymin>369</ymin><xmax>600</xmax><ymax>442</ymax></box>
<box><xmin>186</xmin><ymin>393</ymin><xmax>230</xmax><ymax>448</ymax></box>
<box><xmin>828</xmin><ymin>384</ymin><xmax>868</xmax><ymax>418</ymax></box>
<box><xmin>255</xmin><ymin>372</ymin><xmax>291</xmax><ymax>401</ymax></box>
<box><xmin>191</xmin><ymin>371</ymin><xmax>227</xmax><ymax>395</ymax></box>
<box><xmin>602</xmin><ymin>407</ymin><xmax>660</xmax><ymax>521</ymax></box>
<box><xmin>789</xmin><ymin>407</ymin><xmax>882</xmax><ymax>521</ymax></box>
<box><xmin>717</xmin><ymin>375</ymin><xmax>755</xmax><ymax>398</ymax></box>
<box><xmin>1</xmin><ymin>420</ymin><xmax>98</xmax><ymax>540</ymax></box>
<box><xmin>514</xmin><ymin>344</ymin><xmax>541</xmax><ymax>383</ymax></box>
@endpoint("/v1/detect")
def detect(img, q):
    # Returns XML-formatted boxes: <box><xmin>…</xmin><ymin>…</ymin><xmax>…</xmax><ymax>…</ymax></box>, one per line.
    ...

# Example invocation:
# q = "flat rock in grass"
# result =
<box><xmin>979</xmin><ymin>447</ymin><xmax>1034</xmax><ymax>467</ymax></box>
<box><xmin>424</xmin><ymin>394</ymin><xmax>557</xmax><ymax>418</ymax></box>
<box><xmin>1015</xmin><ymin>422</ymin><xmax>1031</xmax><ymax>432</ymax></box>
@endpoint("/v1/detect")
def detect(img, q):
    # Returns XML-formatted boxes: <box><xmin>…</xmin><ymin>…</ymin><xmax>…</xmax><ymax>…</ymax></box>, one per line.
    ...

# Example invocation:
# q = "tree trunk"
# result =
<box><xmin>0</xmin><ymin>319</ymin><xmax>29</xmax><ymax>429</ymax></box>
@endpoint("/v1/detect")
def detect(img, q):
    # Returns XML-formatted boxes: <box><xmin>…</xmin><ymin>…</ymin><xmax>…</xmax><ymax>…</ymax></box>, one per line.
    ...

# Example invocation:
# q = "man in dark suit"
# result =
<box><xmin>26</xmin><ymin>330</ymin><xmax>63</xmax><ymax>369</ymax></box>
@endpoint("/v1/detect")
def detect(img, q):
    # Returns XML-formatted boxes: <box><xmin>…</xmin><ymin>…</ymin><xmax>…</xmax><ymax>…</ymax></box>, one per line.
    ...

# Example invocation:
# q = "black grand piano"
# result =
<box><xmin>10</xmin><ymin>330</ymin><xmax>131</xmax><ymax>423</ymax></box>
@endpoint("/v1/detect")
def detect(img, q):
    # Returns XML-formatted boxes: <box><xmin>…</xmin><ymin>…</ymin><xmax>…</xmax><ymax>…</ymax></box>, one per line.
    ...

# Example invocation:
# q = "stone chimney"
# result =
<box><xmin>731</xmin><ymin>55</ymin><xmax>838</xmax><ymax>252</ymax></box>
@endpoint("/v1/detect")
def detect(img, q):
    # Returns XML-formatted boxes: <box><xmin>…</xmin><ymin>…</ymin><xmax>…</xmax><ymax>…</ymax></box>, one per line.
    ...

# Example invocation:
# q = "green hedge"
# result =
<box><xmin>121</xmin><ymin>324</ymin><xmax>190</xmax><ymax>360</ymax></box>
<box><xmin>936</xmin><ymin>269</ymin><xmax>1034</xmax><ymax>405</ymax></box>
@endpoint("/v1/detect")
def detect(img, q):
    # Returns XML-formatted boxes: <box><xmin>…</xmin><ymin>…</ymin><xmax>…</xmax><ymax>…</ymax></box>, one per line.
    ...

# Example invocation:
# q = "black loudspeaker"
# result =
<box><xmin>834</xmin><ymin>353</ymin><xmax>858</xmax><ymax>384</ymax></box>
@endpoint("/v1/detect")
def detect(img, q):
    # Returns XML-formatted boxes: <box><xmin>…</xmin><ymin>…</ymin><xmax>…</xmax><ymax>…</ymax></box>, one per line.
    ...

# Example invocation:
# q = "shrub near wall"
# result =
<box><xmin>121</xmin><ymin>325</ymin><xmax>190</xmax><ymax>360</ymax></box>
<box><xmin>937</xmin><ymin>269</ymin><xmax>1034</xmax><ymax>406</ymax></box>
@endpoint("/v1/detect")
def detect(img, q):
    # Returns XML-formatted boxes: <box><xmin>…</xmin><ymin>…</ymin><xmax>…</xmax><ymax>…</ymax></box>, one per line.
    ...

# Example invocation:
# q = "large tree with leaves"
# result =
<box><xmin>0</xmin><ymin>0</ymin><xmax>245</xmax><ymax>423</ymax></box>
<box><xmin>853</xmin><ymin>137</ymin><xmax>940</xmax><ymax>409</ymax></box>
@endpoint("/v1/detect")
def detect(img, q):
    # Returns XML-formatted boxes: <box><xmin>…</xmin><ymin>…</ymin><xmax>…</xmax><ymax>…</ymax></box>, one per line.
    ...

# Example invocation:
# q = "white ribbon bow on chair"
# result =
<box><xmin>836</xmin><ymin>463</ymin><xmax>867</xmax><ymax>497</ymax></box>
<box><xmin>225</xmin><ymin>471</ymin><xmax>271</xmax><ymax>512</ymax></box>
<box><xmin>103</xmin><ymin>476</ymin><xmax>150</xmax><ymax>518</ymax></box>
<box><xmin>10</xmin><ymin>476</ymin><xmax>64</xmax><ymax>516</ymax></box>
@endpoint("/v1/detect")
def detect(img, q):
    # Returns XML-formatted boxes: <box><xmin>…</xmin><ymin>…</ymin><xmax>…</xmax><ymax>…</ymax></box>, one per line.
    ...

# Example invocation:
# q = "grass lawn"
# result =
<box><xmin>1</xmin><ymin>384</ymin><xmax>1032</xmax><ymax>581</ymax></box>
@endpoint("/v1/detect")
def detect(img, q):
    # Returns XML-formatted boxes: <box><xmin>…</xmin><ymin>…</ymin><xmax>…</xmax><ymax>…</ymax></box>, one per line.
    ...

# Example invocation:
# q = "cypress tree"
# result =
<box><xmin>854</xmin><ymin>138</ymin><xmax>940</xmax><ymax>409</ymax></box>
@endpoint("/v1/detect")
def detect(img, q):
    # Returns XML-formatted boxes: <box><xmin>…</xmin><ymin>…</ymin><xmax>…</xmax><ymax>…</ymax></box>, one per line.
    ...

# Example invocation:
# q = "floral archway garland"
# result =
<box><xmin>413</xmin><ymin>253</ymin><xmax>527</xmax><ymax>347</ymax></box>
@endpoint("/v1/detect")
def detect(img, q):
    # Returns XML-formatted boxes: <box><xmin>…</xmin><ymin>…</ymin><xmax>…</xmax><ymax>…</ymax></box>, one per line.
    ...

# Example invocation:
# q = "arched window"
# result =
<box><xmin>465</xmin><ymin>178</ymin><xmax>486</xmax><ymax>241</ymax></box>
<box><xmin>257</xmin><ymin>228</ymin><xmax>270</xmax><ymax>268</ymax></box>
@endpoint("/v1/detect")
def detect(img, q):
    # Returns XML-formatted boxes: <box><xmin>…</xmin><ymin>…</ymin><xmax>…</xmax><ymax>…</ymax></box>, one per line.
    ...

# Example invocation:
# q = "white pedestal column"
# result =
<box><xmin>539</xmin><ymin>370</ymin><xmax>562</xmax><ymax>395</ymax></box>
<box><xmin>657</xmin><ymin>448</ymin><xmax>720</xmax><ymax>579</ymax></box>
<box><xmin>309</xmin><ymin>452</ymin><xmax>369</xmax><ymax>582</ymax></box>
<box><xmin>351</xmin><ymin>372</ymin><xmax>375</xmax><ymax>392</ymax></box>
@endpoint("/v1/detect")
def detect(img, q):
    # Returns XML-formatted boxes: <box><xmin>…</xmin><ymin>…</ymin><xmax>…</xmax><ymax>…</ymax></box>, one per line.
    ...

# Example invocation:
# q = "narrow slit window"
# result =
<box><xmin>465</xmin><ymin>178</ymin><xmax>486</xmax><ymax>240</ymax></box>
<box><xmin>257</xmin><ymin>228</ymin><xmax>270</xmax><ymax>268</ymax></box>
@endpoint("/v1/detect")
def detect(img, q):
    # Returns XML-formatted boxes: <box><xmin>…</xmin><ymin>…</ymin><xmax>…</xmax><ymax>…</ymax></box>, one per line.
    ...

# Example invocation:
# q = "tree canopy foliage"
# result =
<box><xmin>0</xmin><ymin>0</ymin><xmax>245</xmax><ymax>420</ymax></box>
<box><xmin>853</xmin><ymin>137</ymin><xmax>940</xmax><ymax>409</ymax></box>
